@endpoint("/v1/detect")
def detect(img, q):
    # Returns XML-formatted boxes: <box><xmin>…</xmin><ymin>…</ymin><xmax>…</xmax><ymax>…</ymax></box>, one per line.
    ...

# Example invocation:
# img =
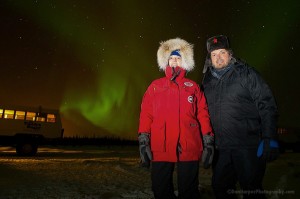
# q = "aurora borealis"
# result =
<box><xmin>0</xmin><ymin>0</ymin><xmax>299</xmax><ymax>139</ymax></box>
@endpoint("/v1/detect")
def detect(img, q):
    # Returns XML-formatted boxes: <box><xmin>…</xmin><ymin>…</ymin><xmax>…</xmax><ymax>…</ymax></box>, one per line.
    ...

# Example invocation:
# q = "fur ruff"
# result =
<box><xmin>157</xmin><ymin>38</ymin><xmax>194</xmax><ymax>71</ymax></box>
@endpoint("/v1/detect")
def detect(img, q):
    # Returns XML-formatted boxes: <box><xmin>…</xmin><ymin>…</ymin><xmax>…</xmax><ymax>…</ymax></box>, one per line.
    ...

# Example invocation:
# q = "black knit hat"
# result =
<box><xmin>206</xmin><ymin>35</ymin><xmax>230</xmax><ymax>53</ymax></box>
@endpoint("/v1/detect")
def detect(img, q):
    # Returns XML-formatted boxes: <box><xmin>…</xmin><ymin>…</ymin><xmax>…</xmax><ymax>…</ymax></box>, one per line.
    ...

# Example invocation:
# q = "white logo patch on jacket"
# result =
<box><xmin>184</xmin><ymin>82</ymin><xmax>193</xmax><ymax>87</ymax></box>
<box><xmin>188</xmin><ymin>96</ymin><xmax>193</xmax><ymax>103</ymax></box>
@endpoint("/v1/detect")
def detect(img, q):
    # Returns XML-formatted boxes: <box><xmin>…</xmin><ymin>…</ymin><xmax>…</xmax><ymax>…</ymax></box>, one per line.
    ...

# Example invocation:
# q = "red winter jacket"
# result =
<box><xmin>138</xmin><ymin>66</ymin><xmax>212</xmax><ymax>162</ymax></box>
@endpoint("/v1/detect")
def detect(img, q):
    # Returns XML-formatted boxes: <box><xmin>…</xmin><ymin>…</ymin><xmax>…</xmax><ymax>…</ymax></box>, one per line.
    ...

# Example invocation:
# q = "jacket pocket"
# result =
<box><xmin>184</xmin><ymin>122</ymin><xmax>202</xmax><ymax>152</ymax></box>
<box><xmin>151</xmin><ymin>122</ymin><xmax>166</xmax><ymax>152</ymax></box>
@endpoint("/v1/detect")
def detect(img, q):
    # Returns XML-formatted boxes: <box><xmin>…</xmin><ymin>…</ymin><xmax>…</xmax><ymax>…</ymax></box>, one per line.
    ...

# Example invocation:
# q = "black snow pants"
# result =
<box><xmin>151</xmin><ymin>161</ymin><xmax>200</xmax><ymax>199</ymax></box>
<box><xmin>212</xmin><ymin>148</ymin><xmax>267</xmax><ymax>199</ymax></box>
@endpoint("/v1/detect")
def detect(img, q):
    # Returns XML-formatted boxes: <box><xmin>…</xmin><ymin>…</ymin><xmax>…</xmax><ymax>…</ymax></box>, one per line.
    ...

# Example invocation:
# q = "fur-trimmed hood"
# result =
<box><xmin>157</xmin><ymin>38</ymin><xmax>194</xmax><ymax>71</ymax></box>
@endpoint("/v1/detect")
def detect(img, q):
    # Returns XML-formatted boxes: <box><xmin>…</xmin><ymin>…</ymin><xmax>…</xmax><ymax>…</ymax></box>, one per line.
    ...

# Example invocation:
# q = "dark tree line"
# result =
<box><xmin>49</xmin><ymin>136</ymin><xmax>138</xmax><ymax>147</ymax></box>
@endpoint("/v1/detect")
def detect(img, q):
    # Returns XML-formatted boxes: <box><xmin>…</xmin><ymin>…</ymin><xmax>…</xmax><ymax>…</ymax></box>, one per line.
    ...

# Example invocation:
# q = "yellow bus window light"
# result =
<box><xmin>26</xmin><ymin>112</ymin><xmax>36</xmax><ymax>121</ymax></box>
<box><xmin>47</xmin><ymin>114</ymin><xmax>56</xmax><ymax>123</ymax></box>
<box><xmin>36</xmin><ymin>117</ymin><xmax>46</xmax><ymax>122</ymax></box>
<box><xmin>0</xmin><ymin>108</ymin><xmax>56</xmax><ymax>123</ymax></box>
<box><xmin>4</xmin><ymin>110</ymin><xmax>14</xmax><ymax>119</ymax></box>
<box><xmin>15</xmin><ymin>111</ymin><xmax>25</xmax><ymax>120</ymax></box>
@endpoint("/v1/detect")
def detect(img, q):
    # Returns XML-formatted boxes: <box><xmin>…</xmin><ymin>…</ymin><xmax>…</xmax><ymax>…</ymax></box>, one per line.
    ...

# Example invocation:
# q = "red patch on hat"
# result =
<box><xmin>213</xmin><ymin>38</ymin><xmax>218</xmax><ymax>43</ymax></box>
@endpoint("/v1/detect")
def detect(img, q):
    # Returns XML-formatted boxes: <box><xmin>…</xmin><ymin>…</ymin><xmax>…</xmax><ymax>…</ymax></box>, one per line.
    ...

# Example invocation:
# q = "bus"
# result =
<box><xmin>0</xmin><ymin>105</ymin><xmax>63</xmax><ymax>156</ymax></box>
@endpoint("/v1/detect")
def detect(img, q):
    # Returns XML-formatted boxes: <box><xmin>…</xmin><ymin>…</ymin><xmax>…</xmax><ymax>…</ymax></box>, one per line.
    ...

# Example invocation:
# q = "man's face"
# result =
<box><xmin>168</xmin><ymin>55</ymin><xmax>182</xmax><ymax>67</ymax></box>
<box><xmin>211</xmin><ymin>49</ymin><xmax>231</xmax><ymax>69</ymax></box>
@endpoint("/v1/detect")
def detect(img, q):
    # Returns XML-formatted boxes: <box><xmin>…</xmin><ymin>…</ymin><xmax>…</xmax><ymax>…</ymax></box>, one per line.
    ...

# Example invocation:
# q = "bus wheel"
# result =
<box><xmin>16</xmin><ymin>143</ymin><xmax>38</xmax><ymax>156</ymax></box>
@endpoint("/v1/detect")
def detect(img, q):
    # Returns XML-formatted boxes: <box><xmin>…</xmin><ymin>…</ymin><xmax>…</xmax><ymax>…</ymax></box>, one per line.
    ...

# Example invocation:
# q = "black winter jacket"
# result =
<box><xmin>202</xmin><ymin>60</ymin><xmax>278</xmax><ymax>149</ymax></box>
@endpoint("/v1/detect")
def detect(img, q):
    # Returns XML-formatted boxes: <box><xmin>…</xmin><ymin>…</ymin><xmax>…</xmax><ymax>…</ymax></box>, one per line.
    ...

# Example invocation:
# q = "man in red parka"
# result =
<box><xmin>138</xmin><ymin>38</ymin><xmax>213</xmax><ymax>199</ymax></box>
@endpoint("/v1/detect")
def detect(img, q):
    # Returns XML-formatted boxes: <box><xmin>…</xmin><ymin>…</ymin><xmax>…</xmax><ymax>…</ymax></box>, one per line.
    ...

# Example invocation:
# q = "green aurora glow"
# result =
<box><xmin>7</xmin><ymin>1</ymin><xmax>155</xmax><ymax>138</ymax></box>
<box><xmin>2</xmin><ymin>0</ymin><xmax>299</xmax><ymax>138</ymax></box>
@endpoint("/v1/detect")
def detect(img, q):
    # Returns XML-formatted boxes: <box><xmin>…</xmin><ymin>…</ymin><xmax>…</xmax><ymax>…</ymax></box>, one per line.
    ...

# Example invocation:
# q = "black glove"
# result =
<box><xmin>201</xmin><ymin>134</ymin><xmax>214</xmax><ymax>169</ymax></box>
<box><xmin>257</xmin><ymin>138</ymin><xmax>279</xmax><ymax>162</ymax></box>
<box><xmin>138</xmin><ymin>133</ymin><xmax>152</xmax><ymax>168</ymax></box>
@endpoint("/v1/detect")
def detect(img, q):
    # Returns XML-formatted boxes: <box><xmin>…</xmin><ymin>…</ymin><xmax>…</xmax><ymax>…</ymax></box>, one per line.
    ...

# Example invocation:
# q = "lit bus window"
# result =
<box><xmin>4</xmin><ymin>110</ymin><xmax>14</xmax><ymax>119</ymax></box>
<box><xmin>47</xmin><ymin>114</ymin><xmax>56</xmax><ymax>123</ymax></box>
<box><xmin>36</xmin><ymin>116</ymin><xmax>46</xmax><ymax>122</ymax></box>
<box><xmin>15</xmin><ymin>111</ymin><xmax>25</xmax><ymax>120</ymax></box>
<box><xmin>26</xmin><ymin>112</ymin><xmax>36</xmax><ymax>121</ymax></box>
<box><xmin>0</xmin><ymin>109</ymin><xmax>3</xmax><ymax>118</ymax></box>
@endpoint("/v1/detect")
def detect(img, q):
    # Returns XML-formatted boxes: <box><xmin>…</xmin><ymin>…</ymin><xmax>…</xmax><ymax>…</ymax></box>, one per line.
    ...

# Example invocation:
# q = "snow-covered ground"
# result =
<box><xmin>0</xmin><ymin>146</ymin><xmax>298</xmax><ymax>199</ymax></box>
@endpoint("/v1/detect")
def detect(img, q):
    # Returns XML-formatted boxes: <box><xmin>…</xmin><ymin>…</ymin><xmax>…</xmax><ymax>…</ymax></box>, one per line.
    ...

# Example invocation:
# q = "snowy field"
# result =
<box><xmin>0</xmin><ymin>146</ymin><xmax>298</xmax><ymax>199</ymax></box>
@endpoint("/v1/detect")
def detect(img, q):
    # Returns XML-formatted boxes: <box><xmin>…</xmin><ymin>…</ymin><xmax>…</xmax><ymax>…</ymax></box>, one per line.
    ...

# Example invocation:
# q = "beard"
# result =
<box><xmin>213</xmin><ymin>58</ymin><xmax>230</xmax><ymax>69</ymax></box>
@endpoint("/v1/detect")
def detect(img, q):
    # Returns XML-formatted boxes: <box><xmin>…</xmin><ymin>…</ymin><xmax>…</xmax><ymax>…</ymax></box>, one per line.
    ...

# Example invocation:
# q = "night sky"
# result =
<box><xmin>0</xmin><ymin>0</ymin><xmax>299</xmax><ymax>139</ymax></box>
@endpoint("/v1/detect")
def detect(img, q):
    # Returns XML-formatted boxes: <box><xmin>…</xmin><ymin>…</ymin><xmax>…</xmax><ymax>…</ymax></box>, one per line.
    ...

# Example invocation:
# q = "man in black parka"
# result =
<box><xmin>201</xmin><ymin>35</ymin><xmax>279</xmax><ymax>199</ymax></box>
